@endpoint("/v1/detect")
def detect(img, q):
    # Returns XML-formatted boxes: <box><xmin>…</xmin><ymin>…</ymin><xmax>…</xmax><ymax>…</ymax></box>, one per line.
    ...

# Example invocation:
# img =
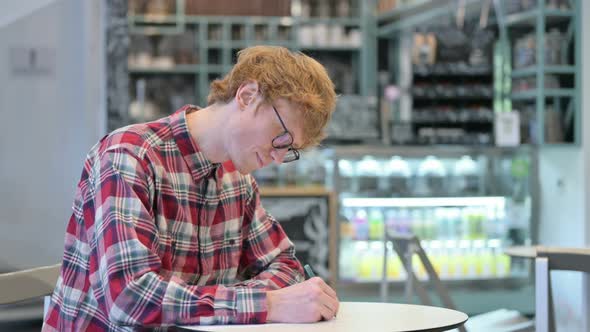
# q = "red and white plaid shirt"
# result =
<box><xmin>43</xmin><ymin>105</ymin><xmax>304</xmax><ymax>331</ymax></box>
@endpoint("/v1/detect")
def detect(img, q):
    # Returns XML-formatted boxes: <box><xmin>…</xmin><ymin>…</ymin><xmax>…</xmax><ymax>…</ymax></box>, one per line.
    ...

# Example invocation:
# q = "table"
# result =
<box><xmin>503</xmin><ymin>245</ymin><xmax>538</xmax><ymax>259</ymax></box>
<box><xmin>179</xmin><ymin>302</ymin><xmax>468</xmax><ymax>332</ymax></box>
<box><xmin>504</xmin><ymin>245</ymin><xmax>590</xmax><ymax>332</ymax></box>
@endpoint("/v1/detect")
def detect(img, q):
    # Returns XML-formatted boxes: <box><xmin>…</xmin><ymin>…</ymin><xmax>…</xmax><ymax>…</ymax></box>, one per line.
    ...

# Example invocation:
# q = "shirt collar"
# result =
<box><xmin>170</xmin><ymin>105</ymin><xmax>220</xmax><ymax>182</ymax></box>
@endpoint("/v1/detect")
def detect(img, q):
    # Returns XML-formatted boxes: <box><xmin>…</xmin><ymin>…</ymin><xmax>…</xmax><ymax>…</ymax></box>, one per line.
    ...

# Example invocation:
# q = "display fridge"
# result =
<box><xmin>330</xmin><ymin>145</ymin><xmax>535</xmax><ymax>314</ymax></box>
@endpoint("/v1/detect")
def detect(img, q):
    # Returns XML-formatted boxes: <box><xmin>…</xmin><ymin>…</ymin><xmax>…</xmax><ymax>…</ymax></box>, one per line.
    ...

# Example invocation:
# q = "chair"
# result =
<box><xmin>0</xmin><ymin>264</ymin><xmax>61</xmax><ymax>320</ymax></box>
<box><xmin>380</xmin><ymin>233</ymin><xmax>468</xmax><ymax>332</ymax></box>
<box><xmin>532</xmin><ymin>246</ymin><xmax>590</xmax><ymax>332</ymax></box>
<box><xmin>381</xmin><ymin>234</ymin><xmax>535</xmax><ymax>332</ymax></box>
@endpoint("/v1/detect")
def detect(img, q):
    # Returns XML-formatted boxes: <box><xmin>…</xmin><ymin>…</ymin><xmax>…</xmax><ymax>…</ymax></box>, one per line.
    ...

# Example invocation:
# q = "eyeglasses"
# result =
<box><xmin>271</xmin><ymin>106</ymin><xmax>300</xmax><ymax>163</ymax></box>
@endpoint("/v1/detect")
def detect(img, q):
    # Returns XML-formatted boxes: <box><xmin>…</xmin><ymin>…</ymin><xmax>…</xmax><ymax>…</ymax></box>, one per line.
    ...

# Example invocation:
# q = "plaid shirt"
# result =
<box><xmin>43</xmin><ymin>105</ymin><xmax>304</xmax><ymax>331</ymax></box>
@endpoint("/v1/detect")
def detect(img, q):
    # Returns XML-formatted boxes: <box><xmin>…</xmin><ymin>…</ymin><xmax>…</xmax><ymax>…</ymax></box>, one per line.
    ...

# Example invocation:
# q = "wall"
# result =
<box><xmin>583</xmin><ymin>0</ymin><xmax>590</xmax><ymax>330</ymax></box>
<box><xmin>0</xmin><ymin>0</ymin><xmax>58</xmax><ymax>27</ymax></box>
<box><xmin>537</xmin><ymin>148</ymin><xmax>585</xmax><ymax>331</ymax></box>
<box><xmin>0</xmin><ymin>0</ymin><xmax>105</xmax><ymax>271</ymax></box>
<box><xmin>537</xmin><ymin>0</ymin><xmax>590</xmax><ymax>330</ymax></box>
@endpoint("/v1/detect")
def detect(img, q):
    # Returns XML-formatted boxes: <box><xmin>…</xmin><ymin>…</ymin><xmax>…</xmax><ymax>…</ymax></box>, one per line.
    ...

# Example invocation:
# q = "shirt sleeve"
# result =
<box><xmin>89</xmin><ymin>149</ymin><xmax>268</xmax><ymax>327</ymax></box>
<box><xmin>233</xmin><ymin>177</ymin><xmax>305</xmax><ymax>289</ymax></box>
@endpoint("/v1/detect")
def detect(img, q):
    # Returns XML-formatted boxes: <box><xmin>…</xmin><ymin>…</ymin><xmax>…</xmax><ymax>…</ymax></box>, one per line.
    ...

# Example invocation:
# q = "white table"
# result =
<box><xmin>179</xmin><ymin>302</ymin><xmax>468</xmax><ymax>332</ymax></box>
<box><xmin>504</xmin><ymin>245</ymin><xmax>590</xmax><ymax>332</ymax></box>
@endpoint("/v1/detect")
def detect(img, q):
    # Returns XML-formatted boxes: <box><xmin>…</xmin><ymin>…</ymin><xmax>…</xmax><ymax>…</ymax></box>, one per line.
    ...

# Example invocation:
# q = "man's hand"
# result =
<box><xmin>265</xmin><ymin>277</ymin><xmax>340</xmax><ymax>323</ymax></box>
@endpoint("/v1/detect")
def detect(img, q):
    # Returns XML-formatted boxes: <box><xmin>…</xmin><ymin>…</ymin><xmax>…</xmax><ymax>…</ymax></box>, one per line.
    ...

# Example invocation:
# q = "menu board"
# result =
<box><xmin>260</xmin><ymin>188</ymin><xmax>336</xmax><ymax>284</ymax></box>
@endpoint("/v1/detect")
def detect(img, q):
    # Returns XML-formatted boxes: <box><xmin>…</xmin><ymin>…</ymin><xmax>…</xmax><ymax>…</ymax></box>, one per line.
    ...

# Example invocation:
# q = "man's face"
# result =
<box><xmin>227</xmin><ymin>98</ymin><xmax>305</xmax><ymax>175</ymax></box>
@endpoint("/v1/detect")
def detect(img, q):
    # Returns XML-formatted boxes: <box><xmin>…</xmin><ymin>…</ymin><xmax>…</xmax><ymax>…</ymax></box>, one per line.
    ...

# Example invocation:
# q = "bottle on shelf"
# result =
<box><xmin>386</xmin><ymin>242</ymin><xmax>404</xmax><ymax>280</ymax></box>
<box><xmin>448</xmin><ymin>208</ymin><xmax>463</xmax><ymax>239</ymax></box>
<box><xmin>369</xmin><ymin>241</ymin><xmax>385</xmax><ymax>280</ymax></box>
<box><xmin>339</xmin><ymin>234</ymin><xmax>356</xmax><ymax>280</ymax></box>
<box><xmin>480</xmin><ymin>246</ymin><xmax>495</xmax><ymax>277</ymax></box>
<box><xmin>410</xmin><ymin>209</ymin><xmax>424</xmax><ymax>239</ymax></box>
<box><xmin>352</xmin><ymin>208</ymin><xmax>369</xmax><ymax>241</ymax></box>
<box><xmin>436</xmin><ymin>208</ymin><xmax>453</xmax><ymax>240</ymax></box>
<box><xmin>446</xmin><ymin>241</ymin><xmax>461</xmax><ymax>279</ymax></box>
<box><xmin>460</xmin><ymin>240</ymin><xmax>476</xmax><ymax>278</ymax></box>
<box><xmin>461</xmin><ymin>207</ymin><xmax>486</xmax><ymax>240</ymax></box>
<box><xmin>355</xmin><ymin>241</ymin><xmax>371</xmax><ymax>280</ymax></box>
<box><xmin>340</xmin><ymin>207</ymin><xmax>355</xmax><ymax>241</ymax></box>
<box><xmin>493</xmin><ymin>247</ymin><xmax>511</xmax><ymax>277</ymax></box>
<box><xmin>475</xmin><ymin>208</ymin><xmax>487</xmax><ymax>240</ymax></box>
<box><xmin>423</xmin><ymin>208</ymin><xmax>437</xmax><ymax>240</ymax></box>
<box><xmin>483</xmin><ymin>205</ymin><xmax>499</xmax><ymax>240</ymax></box>
<box><xmin>472</xmin><ymin>240</ymin><xmax>486</xmax><ymax>277</ymax></box>
<box><xmin>437</xmin><ymin>246</ymin><xmax>451</xmax><ymax>279</ymax></box>
<box><xmin>397</xmin><ymin>208</ymin><xmax>412</xmax><ymax>236</ymax></box>
<box><xmin>426</xmin><ymin>241</ymin><xmax>442</xmax><ymax>277</ymax></box>
<box><xmin>368</xmin><ymin>209</ymin><xmax>385</xmax><ymax>240</ymax></box>
<box><xmin>385</xmin><ymin>209</ymin><xmax>398</xmax><ymax>236</ymax></box>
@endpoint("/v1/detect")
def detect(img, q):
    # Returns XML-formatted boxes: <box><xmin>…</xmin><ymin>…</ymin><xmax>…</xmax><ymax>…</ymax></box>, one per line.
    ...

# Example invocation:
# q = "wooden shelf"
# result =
<box><xmin>129</xmin><ymin>65</ymin><xmax>201</xmax><ymax>74</ymax></box>
<box><xmin>511</xmin><ymin>89</ymin><xmax>575</xmax><ymax>100</ymax></box>
<box><xmin>260</xmin><ymin>186</ymin><xmax>330</xmax><ymax>196</ymax></box>
<box><xmin>511</xmin><ymin>65</ymin><xmax>576</xmax><ymax>78</ymax></box>
<box><xmin>505</xmin><ymin>9</ymin><xmax>574</xmax><ymax>27</ymax></box>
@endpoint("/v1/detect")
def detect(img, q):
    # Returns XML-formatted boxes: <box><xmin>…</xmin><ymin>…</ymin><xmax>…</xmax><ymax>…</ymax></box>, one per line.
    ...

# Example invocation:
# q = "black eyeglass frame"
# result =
<box><xmin>271</xmin><ymin>106</ymin><xmax>300</xmax><ymax>163</ymax></box>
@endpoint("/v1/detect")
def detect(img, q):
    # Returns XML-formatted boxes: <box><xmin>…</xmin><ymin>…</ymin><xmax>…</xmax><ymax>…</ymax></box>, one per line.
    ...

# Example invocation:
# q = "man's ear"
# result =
<box><xmin>236</xmin><ymin>81</ymin><xmax>260</xmax><ymax>111</ymax></box>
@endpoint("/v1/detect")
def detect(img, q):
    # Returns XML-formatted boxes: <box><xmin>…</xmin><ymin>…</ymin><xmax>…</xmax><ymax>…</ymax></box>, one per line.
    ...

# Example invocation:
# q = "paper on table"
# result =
<box><xmin>178</xmin><ymin>323</ymin><xmax>293</xmax><ymax>331</ymax></box>
<box><xmin>178</xmin><ymin>318</ymin><xmax>340</xmax><ymax>332</ymax></box>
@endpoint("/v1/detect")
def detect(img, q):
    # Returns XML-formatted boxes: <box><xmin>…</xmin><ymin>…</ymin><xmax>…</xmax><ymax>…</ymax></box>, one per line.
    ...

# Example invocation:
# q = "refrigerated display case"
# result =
<box><xmin>255</xmin><ymin>146</ymin><xmax>534</xmax><ymax>278</ymax></box>
<box><xmin>328</xmin><ymin>145</ymin><xmax>536</xmax><ymax>310</ymax></box>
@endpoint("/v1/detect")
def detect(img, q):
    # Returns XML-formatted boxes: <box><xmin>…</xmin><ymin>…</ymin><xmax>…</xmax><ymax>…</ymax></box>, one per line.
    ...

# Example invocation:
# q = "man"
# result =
<box><xmin>43</xmin><ymin>46</ymin><xmax>339</xmax><ymax>331</ymax></box>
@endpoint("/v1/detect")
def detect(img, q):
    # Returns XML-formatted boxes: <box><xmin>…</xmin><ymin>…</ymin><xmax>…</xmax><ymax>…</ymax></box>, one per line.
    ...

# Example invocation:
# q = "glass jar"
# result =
<box><xmin>452</xmin><ymin>155</ymin><xmax>480</xmax><ymax>195</ymax></box>
<box><xmin>356</xmin><ymin>156</ymin><xmax>381</xmax><ymax>196</ymax></box>
<box><xmin>416</xmin><ymin>156</ymin><xmax>447</xmax><ymax>196</ymax></box>
<box><xmin>384</xmin><ymin>156</ymin><xmax>412</xmax><ymax>196</ymax></box>
<box><xmin>338</xmin><ymin>159</ymin><xmax>356</xmax><ymax>195</ymax></box>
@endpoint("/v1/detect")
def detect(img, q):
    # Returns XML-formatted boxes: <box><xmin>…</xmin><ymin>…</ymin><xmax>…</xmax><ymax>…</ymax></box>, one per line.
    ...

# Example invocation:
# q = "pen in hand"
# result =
<box><xmin>303</xmin><ymin>264</ymin><xmax>316</xmax><ymax>279</ymax></box>
<box><xmin>303</xmin><ymin>264</ymin><xmax>337</xmax><ymax>319</ymax></box>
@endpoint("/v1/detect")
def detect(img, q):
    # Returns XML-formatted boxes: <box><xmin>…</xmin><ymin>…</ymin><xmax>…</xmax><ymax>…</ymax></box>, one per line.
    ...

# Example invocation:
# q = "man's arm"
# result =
<box><xmin>235</xmin><ymin>178</ymin><xmax>339</xmax><ymax>323</ymax></box>
<box><xmin>89</xmin><ymin>150</ymin><xmax>267</xmax><ymax>326</ymax></box>
<box><xmin>233</xmin><ymin>178</ymin><xmax>305</xmax><ymax>289</ymax></box>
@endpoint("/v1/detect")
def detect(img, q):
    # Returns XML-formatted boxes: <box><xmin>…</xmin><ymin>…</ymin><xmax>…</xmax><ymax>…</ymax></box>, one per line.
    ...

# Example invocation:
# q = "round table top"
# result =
<box><xmin>504</xmin><ymin>246</ymin><xmax>539</xmax><ymax>258</ymax></box>
<box><xmin>504</xmin><ymin>245</ymin><xmax>590</xmax><ymax>259</ymax></box>
<box><xmin>183</xmin><ymin>302</ymin><xmax>468</xmax><ymax>332</ymax></box>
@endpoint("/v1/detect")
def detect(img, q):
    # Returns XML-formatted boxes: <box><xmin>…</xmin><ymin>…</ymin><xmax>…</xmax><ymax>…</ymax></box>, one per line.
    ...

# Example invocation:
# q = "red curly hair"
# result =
<box><xmin>208</xmin><ymin>46</ymin><xmax>337</xmax><ymax>148</ymax></box>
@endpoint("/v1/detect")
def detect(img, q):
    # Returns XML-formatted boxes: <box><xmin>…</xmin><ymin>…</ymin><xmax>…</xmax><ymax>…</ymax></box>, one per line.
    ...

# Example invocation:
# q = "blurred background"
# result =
<box><xmin>0</xmin><ymin>0</ymin><xmax>589</xmax><ymax>331</ymax></box>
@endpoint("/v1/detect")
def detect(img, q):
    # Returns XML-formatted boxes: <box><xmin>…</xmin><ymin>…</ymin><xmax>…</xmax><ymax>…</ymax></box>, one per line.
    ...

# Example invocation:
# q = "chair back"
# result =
<box><xmin>537</xmin><ymin>246</ymin><xmax>590</xmax><ymax>273</ymax></box>
<box><xmin>0</xmin><ymin>264</ymin><xmax>60</xmax><ymax>305</ymax></box>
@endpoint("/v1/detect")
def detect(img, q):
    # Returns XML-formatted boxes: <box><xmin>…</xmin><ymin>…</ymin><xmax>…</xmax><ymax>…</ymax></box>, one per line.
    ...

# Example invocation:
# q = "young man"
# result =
<box><xmin>43</xmin><ymin>46</ymin><xmax>339</xmax><ymax>331</ymax></box>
